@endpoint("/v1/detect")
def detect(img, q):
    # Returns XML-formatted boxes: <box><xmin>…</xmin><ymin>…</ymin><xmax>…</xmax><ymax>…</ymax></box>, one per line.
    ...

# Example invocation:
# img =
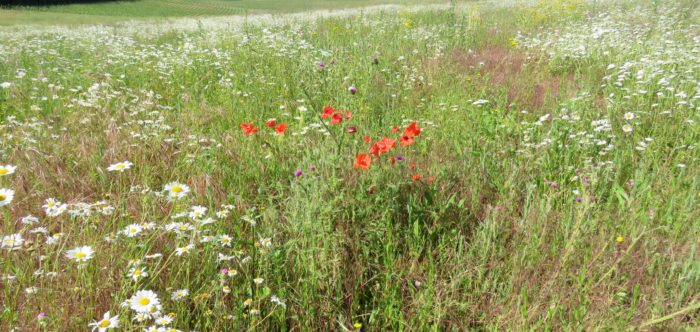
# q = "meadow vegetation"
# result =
<box><xmin>0</xmin><ymin>0</ymin><xmax>699</xmax><ymax>330</ymax></box>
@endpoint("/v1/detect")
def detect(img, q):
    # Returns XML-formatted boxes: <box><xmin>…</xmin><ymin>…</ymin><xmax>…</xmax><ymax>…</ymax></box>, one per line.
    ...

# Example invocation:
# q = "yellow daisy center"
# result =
<box><xmin>115</xmin><ymin>164</ymin><xmax>125</xmax><ymax>169</ymax></box>
<box><xmin>171</xmin><ymin>186</ymin><xmax>183</xmax><ymax>193</ymax></box>
<box><xmin>75</xmin><ymin>252</ymin><xmax>87</xmax><ymax>259</ymax></box>
<box><xmin>0</xmin><ymin>194</ymin><xmax>6</xmax><ymax>201</ymax></box>
<box><xmin>0</xmin><ymin>169</ymin><xmax>7</xmax><ymax>175</ymax></box>
<box><xmin>139</xmin><ymin>297</ymin><xmax>150</xmax><ymax>306</ymax></box>
<box><xmin>98</xmin><ymin>319</ymin><xmax>111</xmax><ymax>328</ymax></box>
<box><xmin>134</xmin><ymin>269</ymin><xmax>142</xmax><ymax>275</ymax></box>
<box><xmin>6</xmin><ymin>239</ymin><xmax>14</xmax><ymax>245</ymax></box>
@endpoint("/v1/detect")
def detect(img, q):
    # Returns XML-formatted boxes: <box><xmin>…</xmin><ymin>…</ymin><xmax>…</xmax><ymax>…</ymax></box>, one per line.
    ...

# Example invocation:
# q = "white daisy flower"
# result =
<box><xmin>89</xmin><ymin>311</ymin><xmax>119</xmax><ymax>332</ymax></box>
<box><xmin>122</xmin><ymin>224</ymin><xmax>143</xmax><ymax>237</ymax></box>
<box><xmin>1</xmin><ymin>233</ymin><xmax>24</xmax><ymax>250</ymax></box>
<box><xmin>622</xmin><ymin>124</ymin><xmax>633</xmax><ymax>133</ymax></box>
<box><xmin>0</xmin><ymin>188</ymin><xmax>15</xmax><ymax>207</ymax></box>
<box><xmin>154</xmin><ymin>315</ymin><xmax>172</xmax><ymax>326</ymax></box>
<box><xmin>174</xmin><ymin>244</ymin><xmax>194</xmax><ymax>256</ymax></box>
<box><xmin>107</xmin><ymin>161</ymin><xmax>133</xmax><ymax>172</ymax></box>
<box><xmin>43</xmin><ymin>198</ymin><xmax>68</xmax><ymax>217</ymax></box>
<box><xmin>128</xmin><ymin>266</ymin><xmax>148</xmax><ymax>281</ymax></box>
<box><xmin>253</xmin><ymin>277</ymin><xmax>264</xmax><ymax>285</ymax></box>
<box><xmin>0</xmin><ymin>165</ymin><xmax>16</xmax><ymax>176</ymax></box>
<box><xmin>188</xmin><ymin>205</ymin><xmax>207</xmax><ymax>220</ymax></box>
<box><xmin>219</xmin><ymin>234</ymin><xmax>232</xmax><ymax>247</ymax></box>
<box><xmin>21</xmin><ymin>215</ymin><xmax>40</xmax><ymax>225</ymax></box>
<box><xmin>171</xmin><ymin>289</ymin><xmax>189</xmax><ymax>301</ymax></box>
<box><xmin>129</xmin><ymin>290</ymin><xmax>160</xmax><ymax>313</ymax></box>
<box><xmin>623</xmin><ymin>112</ymin><xmax>635</xmax><ymax>120</ymax></box>
<box><xmin>164</xmin><ymin>182</ymin><xmax>190</xmax><ymax>201</ymax></box>
<box><xmin>65</xmin><ymin>246</ymin><xmax>95</xmax><ymax>262</ymax></box>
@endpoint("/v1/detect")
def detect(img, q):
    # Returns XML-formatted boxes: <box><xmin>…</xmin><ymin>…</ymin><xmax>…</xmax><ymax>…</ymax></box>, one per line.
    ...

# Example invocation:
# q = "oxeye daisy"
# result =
<box><xmin>122</xmin><ymin>224</ymin><xmax>143</xmax><ymax>237</ymax></box>
<box><xmin>175</xmin><ymin>244</ymin><xmax>194</xmax><ymax>256</ymax></box>
<box><xmin>65</xmin><ymin>246</ymin><xmax>95</xmax><ymax>262</ymax></box>
<box><xmin>129</xmin><ymin>290</ymin><xmax>160</xmax><ymax>313</ymax></box>
<box><xmin>128</xmin><ymin>266</ymin><xmax>148</xmax><ymax>281</ymax></box>
<box><xmin>0</xmin><ymin>188</ymin><xmax>15</xmax><ymax>207</ymax></box>
<box><xmin>219</xmin><ymin>234</ymin><xmax>232</xmax><ymax>247</ymax></box>
<box><xmin>188</xmin><ymin>205</ymin><xmax>207</xmax><ymax>220</ymax></box>
<box><xmin>622</xmin><ymin>124</ymin><xmax>633</xmax><ymax>133</ymax></box>
<box><xmin>171</xmin><ymin>289</ymin><xmax>189</xmax><ymax>301</ymax></box>
<box><xmin>155</xmin><ymin>315</ymin><xmax>173</xmax><ymax>326</ymax></box>
<box><xmin>107</xmin><ymin>161</ymin><xmax>133</xmax><ymax>172</ymax></box>
<box><xmin>0</xmin><ymin>164</ymin><xmax>16</xmax><ymax>176</ymax></box>
<box><xmin>623</xmin><ymin>112</ymin><xmax>635</xmax><ymax>120</ymax></box>
<box><xmin>164</xmin><ymin>182</ymin><xmax>190</xmax><ymax>201</ymax></box>
<box><xmin>1</xmin><ymin>233</ymin><xmax>24</xmax><ymax>251</ymax></box>
<box><xmin>89</xmin><ymin>311</ymin><xmax>119</xmax><ymax>332</ymax></box>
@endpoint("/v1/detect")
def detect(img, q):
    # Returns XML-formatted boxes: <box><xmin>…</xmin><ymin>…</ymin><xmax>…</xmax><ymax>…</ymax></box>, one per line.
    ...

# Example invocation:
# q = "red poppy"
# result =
<box><xmin>345</xmin><ymin>111</ymin><xmax>353</xmax><ymax>119</ymax></box>
<box><xmin>428</xmin><ymin>176</ymin><xmax>435</xmax><ymax>184</ymax></box>
<box><xmin>412</xmin><ymin>174</ymin><xmax>421</xmax><ymax>181</ymax></box>
<box><xmin>321</xmin><ymin>106</ymin><xmax>335</xmax><ymax>119</ymax></box>
<box><xmin>266</xmin><ymin>119</ymin><xmax>277</xmax><ymax>128</ymax></box>
<box><xmin>389</xmin><ymin>156</ymin><xmax>396</xmax><ymax>164</ymax></box>
<box><xmin>354</xmin><ymin>153</ymin><xmax>371</xmax><ymax>170</ymax></box>
<box><xmin>381</xmin><ymin>137</ymin><xmax>397</xmax><ymax>149</ymax></box>
<box><xmin>369</xmin><ymin>136</ymin><xmax>396</xmax><ymax>155</ymax></box>
<box><xmin>275</xmin><ymin>123</ymin><xmax>287</xmax><ymax>135</ymax></box>
<box><xmin>363</xmin><ymin>135</ymin><xmax>371</xmax><ymax>143</ymax></box>
<box><xmin>241</xmin><ymin>122</ymin><xmax>258</xmax><ymax>135</ymax></box>
<box><xmin>391</xmin><ymin>125</ymin><xmax>400</xmax><ymax>133</ymax></box>
<box><xmin>369</xmin><ymin>142</ymin><xmax>382</xmax><ymax>156</ymax></box>
<box><xmin>330</xmin><ymin>113</ymin><xmax>343</xmax><ymax>125</ymax></box>
<box><xmin>400</xmin><ymin>134</ymin><xmax>414</xmax><ymax>146</ymax></box>
<box><xmin>409</xmin><ymin>163</ymin><xmax>416</xmax><ymax>171</ymax></box>
<box><xmin>403</xmin><ymin>122</ymin><xmax>421</xmax><ymax>137</ymax></box>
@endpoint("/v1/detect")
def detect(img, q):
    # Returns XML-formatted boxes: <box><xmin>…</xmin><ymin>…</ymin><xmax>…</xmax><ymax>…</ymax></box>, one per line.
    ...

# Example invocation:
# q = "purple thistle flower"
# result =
<box><xmin>294</xmin><ymin>169</ymin><xmax>303</xmax><ymax>177</ymax></box>
<box><xmin>309</xmin><ymin>165</ymin><xmax>316</xmax><ymax>171</ymax></box>
<box><xmin>348</xmin><ymin>86</ymin><xmax>357</xmax><ymax>95</ymax></box>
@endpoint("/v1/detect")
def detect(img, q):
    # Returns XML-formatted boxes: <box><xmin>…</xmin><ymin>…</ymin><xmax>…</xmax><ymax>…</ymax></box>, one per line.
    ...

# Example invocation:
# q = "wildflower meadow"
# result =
<box><xmin>0</xmin><ymin>0</ymin><xmax>699</xmax><ymax>330</ymax></box>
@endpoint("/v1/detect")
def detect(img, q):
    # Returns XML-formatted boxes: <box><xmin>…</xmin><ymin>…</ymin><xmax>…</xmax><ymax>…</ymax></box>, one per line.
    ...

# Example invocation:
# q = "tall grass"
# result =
<box><xmin>0</xmin><ymin>0</ymin><xmax>698</xmax><ymax>330</ymax></box>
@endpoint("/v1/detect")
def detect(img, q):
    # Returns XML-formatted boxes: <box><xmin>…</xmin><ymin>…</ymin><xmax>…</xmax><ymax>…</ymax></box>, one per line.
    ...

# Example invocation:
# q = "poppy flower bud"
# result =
<box><xmin>347</xmin><ymin>126</ymin><xmax>357</xmax><ymax>134</ymax></box>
